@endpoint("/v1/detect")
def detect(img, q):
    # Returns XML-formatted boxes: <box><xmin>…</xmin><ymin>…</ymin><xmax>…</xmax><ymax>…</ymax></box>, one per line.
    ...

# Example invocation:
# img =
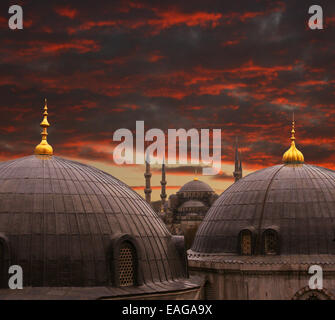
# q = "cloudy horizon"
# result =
<box><xmin>1</xmin><ymin>0</ymin><xmax>334</xmax><ymax>199</ymax></box>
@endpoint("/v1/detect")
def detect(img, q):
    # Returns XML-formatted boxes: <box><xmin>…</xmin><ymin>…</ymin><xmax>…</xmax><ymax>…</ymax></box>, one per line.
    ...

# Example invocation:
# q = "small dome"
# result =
<box><xmin>192</xmin><ymin>163</ymin><xmax>335</xmax><ymax>255</ymax></box>
<box><xmin>179</xmin><ymin>200</ymin><xmax>206</xmax><ymax>209</ymax></box>
<box><xmin>178</xmin><ymin>200</ymin><xmax>207</xmax><ymax>214</ymax></box>
<box><xmin>178</xmin><ymin>179</ymin><xmax>214</xmax><ymax>193</ymax></box>
<box><xmin>0</xmin><ymin>155</ymin><xmax>186</xmax><ymax>287</ymax></box>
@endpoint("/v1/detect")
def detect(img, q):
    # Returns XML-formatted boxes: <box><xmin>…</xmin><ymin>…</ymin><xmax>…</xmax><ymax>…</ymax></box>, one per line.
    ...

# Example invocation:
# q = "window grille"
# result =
<box><xmin>119</xmin><ymin>242</ymin><xmax>136</xmax><ymax>287</ymax></box>
<box><xmin>240</xmin><ymin>231</ymin><xmax>252</xmax><ymax>255</ymax></box>
<box><xmin>264</xmin><ymin>230</ymin><xmax>277</xmax><ymax>255</ymax></box>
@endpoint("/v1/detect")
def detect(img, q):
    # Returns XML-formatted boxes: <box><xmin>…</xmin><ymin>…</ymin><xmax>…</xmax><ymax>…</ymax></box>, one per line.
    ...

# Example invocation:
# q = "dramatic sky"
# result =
<box><xmin>1</xmin><ymin>0</ymin><xmax>335</xmax><ymax>200</ymax></box>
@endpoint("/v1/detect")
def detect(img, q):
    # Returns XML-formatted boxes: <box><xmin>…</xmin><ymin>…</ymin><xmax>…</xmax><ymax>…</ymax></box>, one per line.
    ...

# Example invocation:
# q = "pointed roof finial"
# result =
<box><xmin>194</xmin><ymin>167</ymin><xmax>198</xmax><ymax>181</ymax></box>
<box><xmin>233</xmin><ymin>136</ymin><xmax>242</xmax><ymax>182</ymax></box>
<box><xmin>34</xmin><ymin>98</ymin><xmax>53</xmax><ymax>156</ymax></box>
<box><xmin>282</xmin><ymin>113</ymin><xmax>304</xmax><ymax>164</ymax></box>
<box><xmin>235</xmin><ymin>136</ymin><xmax>240</xmax><ymax>170</ymax></box>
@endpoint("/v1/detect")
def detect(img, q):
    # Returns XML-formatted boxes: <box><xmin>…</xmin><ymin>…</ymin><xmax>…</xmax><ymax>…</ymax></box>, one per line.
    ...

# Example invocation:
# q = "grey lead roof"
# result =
<box><xmin>0</xmin><ymin>155</ymin><xmax>186</xmax><ymax>287</ymax></box>
<box><xmin>192</xmin><ymin>164</ymin><xmax>335</xmax><ymax>255</ymax></box>
<box><xmin>179</xmin><ymin>200</ymin><xmax>206</xmax><ymax>209</ymax></box>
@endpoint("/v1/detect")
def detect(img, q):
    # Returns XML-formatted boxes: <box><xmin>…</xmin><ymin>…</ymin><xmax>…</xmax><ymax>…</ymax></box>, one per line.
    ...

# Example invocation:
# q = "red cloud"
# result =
<box><xmin>297</xmin><ymin>80</ymin><xmax>328</xmax><ymax>87</ymax></box>
<box><xmin>1</xmin><ymin>126</ymin><xmax>17</xmax><ymax>133</ymax></box>
<box><xmin>55</xmin><ymin>6</ymin><xmax>78</xmax><ymax>19</ymax></box>
<box><xmin>148</xmin><ymin>10</ymin><xmax>222</xmax><ymax>31</ymax></box>
<box><xmin>69</xmin><ymin>9</ymin><xmax>222</xmax><ymax>35</ymax></box>
<box><xmin>0</xmin><ymin>17</ymin><xmax>7</xmax><ymax>27</ymax></box>
<box><xmin>16</xmin><ymin>39</ymin><xmax>100</xmax><ymax>59</ymax></box>
<box><xmin>148</xmin><ymin>52</ymin><xmax>165</xmax><ymax>62</ymax></box>
<box><xmin>198</xmin><ymin>83</ymin><xmax>247</xmax><ymax>95</ymax></box>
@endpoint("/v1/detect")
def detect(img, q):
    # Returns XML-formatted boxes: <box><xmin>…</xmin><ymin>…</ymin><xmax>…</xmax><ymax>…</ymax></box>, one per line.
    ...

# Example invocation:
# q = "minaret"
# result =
<box><xmin>35</xmin><ymin>98</ymin><xmax>53</xmax><ymax>156</ymax></box>
<box><xmin>144</xmin><ymin>153</ymin><xmax>152</xmax><ymax>204</ymax></box>
<box><xmin>233</xmin><ymin>137</ymin><xmax>242</xmax><ymax>182</ymax></box>
<box><xmin>160</xmin><ymin>157</ymin><xmax>167</xmax><ymax>212</ymax></box>
<box><xmin>239</xmin><ymin>151</ymin><xmax>243</xmax><ymax>177</ymax></box>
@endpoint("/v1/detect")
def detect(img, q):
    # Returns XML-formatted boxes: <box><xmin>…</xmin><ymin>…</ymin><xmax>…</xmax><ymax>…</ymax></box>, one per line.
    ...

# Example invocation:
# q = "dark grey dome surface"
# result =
<box><xmin>178</xmin><ymin>179</ymin><xmax>214</xmax><ymax>193</ymax></box>
<box><xmin>0</xmin><ymin>155</ymin><xmax>185</xmax><ymax>287</ymax></box>
<box><xmin>192</xmin><ymin>164</ymin><xmax>335</xmax><ymax>255</ymax></box>
<box><xmin>179</xmin><ymin>200</ymin><xmax>206</xmax><ymax>209</ymax></box>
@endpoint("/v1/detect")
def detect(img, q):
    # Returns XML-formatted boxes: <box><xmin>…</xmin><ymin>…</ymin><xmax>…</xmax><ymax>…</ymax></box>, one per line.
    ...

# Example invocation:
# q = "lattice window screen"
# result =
<box><xmin>264</xmin><ymin>230</ymin><xmax>277</xmax><ymax>254</ymax></box>
<box><xmin>119</xmin><ymin>242</ymin><xmax>136</xmax><ymax>287</ymax></box>
<box><xmin>241</xmin><ymin>231</ymin><xmax>252</xmax><ymax>255</ymax></box>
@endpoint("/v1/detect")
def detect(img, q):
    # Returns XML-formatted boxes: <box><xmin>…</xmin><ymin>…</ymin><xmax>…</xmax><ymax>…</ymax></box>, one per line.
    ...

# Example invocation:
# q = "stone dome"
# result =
<box><xmin>178</xmin><ymin>179</ymin><xmax>214</xmax><ymax>194</ymax></box>
<box><xmin>179</xmin><ymin>200</ymin><xmax>206</xmax><ymax>210</ymax></box>
<box><xmin>178</xmin><ymin>200</ymin><xmax>207</xmax><ymax>214</ymax></box>
<box><xmin>191</xmin><ymin>163</ymin><xmax>335</xmax><ymax>255</ymax></box>
<box><xmin>0</xmin><ymin>155</ymin><xmax>187</xmax><ymax>288</ymax></box>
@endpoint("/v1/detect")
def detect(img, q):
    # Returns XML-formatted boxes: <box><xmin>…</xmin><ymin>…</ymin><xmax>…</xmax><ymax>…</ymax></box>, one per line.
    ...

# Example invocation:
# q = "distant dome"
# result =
<box><xmin>192</xmin><ymin>164</ymin><xmax>335</xmax><ymax>255</ymax></box>
<box><xmin>178</xmin><ymin>179</ymin><xmax>214</xmax><ymax>193</ymax></box>
<box><xmin>179</xmin><ymin>200</ymin><xmax>206</xmax><ymax>209</ymax></box>
<box><xmin>0</xmin><ymin>155</ymin><xmax>186</xmax><ymax>288</ymax></box>
<box><xmin>178</xmin><ymin>200</ymin><xmax>207</xmax><ymax>214</ymax></box>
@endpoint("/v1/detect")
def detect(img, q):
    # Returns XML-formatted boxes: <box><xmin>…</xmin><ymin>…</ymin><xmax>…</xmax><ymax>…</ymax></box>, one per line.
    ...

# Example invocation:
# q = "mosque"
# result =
<box><xmin>145</xmin><ymin>139</ymin><xmax>242</xmax><ymax>250</ymax></box>
<box><xmin>0</xmin><ymin>100</ymin><xmax>203</xmax><ymax>299</ymax></box>
<box><xmin>1</xmin><ymin>100</ymin><xmax>335</xmax><ymax>300</ymax></box>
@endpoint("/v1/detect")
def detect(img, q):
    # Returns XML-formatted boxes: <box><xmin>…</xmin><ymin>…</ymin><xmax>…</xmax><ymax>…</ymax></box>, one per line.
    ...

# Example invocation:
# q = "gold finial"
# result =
<box><xmin>194</xmin><ymin>167</ymin><xmax>198</xmax><ymax>180</ymax></box>
<box><xmin>282</xmin><ymin>113</ymin><xmax>304</xmax><ymax>164</ymax></box>
<box><xmin>34</xmin><ymin>98</ymin><xmax>53</xmax><ymax>156</ymax></box>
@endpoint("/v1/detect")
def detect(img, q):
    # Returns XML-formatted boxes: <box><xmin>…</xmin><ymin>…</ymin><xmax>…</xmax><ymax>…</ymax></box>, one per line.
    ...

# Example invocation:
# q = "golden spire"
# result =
<box><xmin>194</xmin><ymin>167</ymin><xmax>198</xmax><ymax>180</ymax></box>
<box><xmin>34</xmin><ymin>98</ymin><xmax>53</xmax><ymax>156</ymax></box>
<box><xmin>282</xmin><ymin>113</ymin><xmax>304</xmax><ymax>164</ymax></box>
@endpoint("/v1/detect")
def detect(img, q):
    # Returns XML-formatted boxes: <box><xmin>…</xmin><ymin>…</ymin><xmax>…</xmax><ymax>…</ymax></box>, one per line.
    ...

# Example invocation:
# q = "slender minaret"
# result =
<box><xmin>239</xmin><ymin>151</ymin><xmax>243</xmax><ymax>177</ymax></box>
<box><xmin>144</xmin><ymin>153</ymin><xmax>152</xmax><ymax>204</ymax></box>
<box><xmin>160</xmin><ymin>157</ymin><xmax>167</xmax><ymax>212</ymax></box>
<box><xmin>233</xmin><ymin>137</ymin><xmax>242</xmax><ymax>182</ymax></box>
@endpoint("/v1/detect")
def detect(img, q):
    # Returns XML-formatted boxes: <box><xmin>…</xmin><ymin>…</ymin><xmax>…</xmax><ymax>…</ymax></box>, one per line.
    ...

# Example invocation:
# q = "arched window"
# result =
<box><xmin>119</xmin><ymin>241</ymin><xmax>137</xmax><ymax>287</ymax></box>
<box><xmin>240</xmin><ymin>230</ymin><xmax>252</xmax><ymax>255</ymax></box>
<box><xmin>263</xmin><ymin>229</ymin><xmax>278</xmax><ymax>255</ymax></box>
